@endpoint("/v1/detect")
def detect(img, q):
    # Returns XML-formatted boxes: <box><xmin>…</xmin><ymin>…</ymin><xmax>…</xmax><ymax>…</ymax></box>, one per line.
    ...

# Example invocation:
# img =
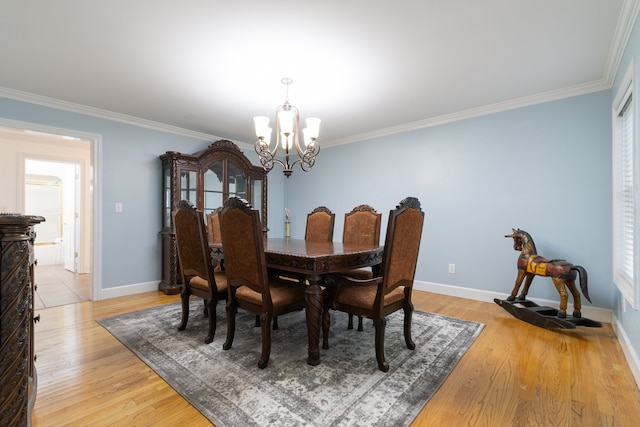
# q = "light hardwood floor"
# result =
<box><xmin>31</xmin><ymin>290</ymin><xmax>640</xmax><ymax>426</ymax></box>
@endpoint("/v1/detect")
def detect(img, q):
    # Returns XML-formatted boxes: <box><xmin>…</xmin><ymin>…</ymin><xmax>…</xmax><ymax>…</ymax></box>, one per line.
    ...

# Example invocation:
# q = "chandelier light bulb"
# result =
<box><xmin>278</xmin><ymin>109</ymin><xmax>295</xmax><ymax>135</ymax></box>
<box><xmin>253</xmin><ymin>116</ymin><xmax>271</xmax><ymax>139</ymax></box>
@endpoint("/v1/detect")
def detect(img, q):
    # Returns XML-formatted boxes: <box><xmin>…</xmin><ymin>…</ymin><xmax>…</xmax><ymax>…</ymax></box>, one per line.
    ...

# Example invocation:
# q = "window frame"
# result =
<box><xmin>613</xmin><ymin>62</ymin><xmax>638</xmax><ymax>309</ymax></box>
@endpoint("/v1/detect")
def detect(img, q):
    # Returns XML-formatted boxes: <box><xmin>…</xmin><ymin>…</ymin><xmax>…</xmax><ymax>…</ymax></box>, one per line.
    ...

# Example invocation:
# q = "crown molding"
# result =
<box><xmin>0</xmin><ymin>86</ymin><xmax>224</xmax><ymax>142</ymax></box>
<box><xmin>323</xmin><ymin>79</ymin><xmax>611</xmax><ymax>148</ymax></box>
<box><xmin>324</xmin><ymin>0</ymin><xmax>640</xmax><ymax>149</ymax></box>
<box><xmin>604</xmin><ymin>0</ymin><xmax>640</xmax><ymax>86</ymax></box>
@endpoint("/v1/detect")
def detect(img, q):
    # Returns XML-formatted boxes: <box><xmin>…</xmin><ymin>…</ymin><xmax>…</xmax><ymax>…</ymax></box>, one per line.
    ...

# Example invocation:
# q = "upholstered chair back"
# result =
<box><xmin>207</xmin><ymin>208</ymin><xmax>223</xmax><ymax>246</ymax></box>
<box><xmin>343</xmin><ymin>205</ymin><xmax>381</xmax><ymax>246</ymax></box>
<box><xmin>220</xmin><ymin>197</ymin><xmax>270</xmax><ymax>301</ymax></box>
<box><xmin>305</xmin><ymin>206</ymin><xmax>335</xmax><ymax>242</ymax></box>
<box><xmin>381</xmin><ymin>197</ymin><xmax>424</xmax><ymax>294</ymax></box>
<box><xmin>174</xmin><ymin>200</ymin><xmax>213</xmax><ymax>288</ymax></box>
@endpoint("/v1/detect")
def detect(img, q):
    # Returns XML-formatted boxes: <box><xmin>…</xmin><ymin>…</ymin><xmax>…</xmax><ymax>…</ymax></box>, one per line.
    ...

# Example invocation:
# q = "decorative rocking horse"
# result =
<box><xmin>494</xmin><ymin>228</ymin><xmax>601</xmax><ymax>329</ymax></box>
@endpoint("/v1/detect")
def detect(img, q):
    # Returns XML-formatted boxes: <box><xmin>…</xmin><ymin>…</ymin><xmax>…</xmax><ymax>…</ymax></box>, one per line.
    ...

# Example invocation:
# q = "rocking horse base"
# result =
<box><xmin>494</xmin><ymin>298</ymin><xmax>602</xmax><ymax>329</ymax></box>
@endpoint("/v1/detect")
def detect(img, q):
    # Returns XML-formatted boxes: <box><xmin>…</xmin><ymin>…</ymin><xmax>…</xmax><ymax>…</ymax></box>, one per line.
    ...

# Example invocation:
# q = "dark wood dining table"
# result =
<box><xmin>211</xmin><ymin>238</ymin><xmax>383</xmax><ymax>365</ymax></box>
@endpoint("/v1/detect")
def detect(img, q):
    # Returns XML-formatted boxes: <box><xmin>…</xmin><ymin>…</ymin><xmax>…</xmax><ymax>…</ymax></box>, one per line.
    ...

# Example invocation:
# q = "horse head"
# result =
<box><xmin>505</xmin><ymin>228</ymin><xmax>536</xmax><ymax>254</ymax></box>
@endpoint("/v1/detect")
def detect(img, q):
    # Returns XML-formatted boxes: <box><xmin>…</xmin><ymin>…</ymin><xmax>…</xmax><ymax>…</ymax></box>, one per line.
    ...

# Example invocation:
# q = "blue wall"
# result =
<box><xmin>0</xmin><ymin>90</ymin><xmax>613</xmax><ymax>307</ymax></box>
<box><xmin>0</xmin><ymin>97</ymin><xmax>273</xmax><ymax>289</ymax></box>
<box><xmin>282</xmin><ymin>91</ymin><xmax>613</xmax><ymax>310</ymax></box>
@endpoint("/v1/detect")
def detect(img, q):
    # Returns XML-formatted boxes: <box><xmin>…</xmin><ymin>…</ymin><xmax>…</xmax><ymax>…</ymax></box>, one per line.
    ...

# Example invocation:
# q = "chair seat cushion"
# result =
<box><xmin>189</xmin><ymin>271</ymin><xmax>228</xmax><ymax>293</ymax></box>
<box><xmin>236</xmin><ymin>279</ymin><xmax>306</xmax><ymax>306</ymax></box>
<box><xmin>336</xmin><ymin>283</ymin><xmax>404</xmax><ymax>309</ymax></box>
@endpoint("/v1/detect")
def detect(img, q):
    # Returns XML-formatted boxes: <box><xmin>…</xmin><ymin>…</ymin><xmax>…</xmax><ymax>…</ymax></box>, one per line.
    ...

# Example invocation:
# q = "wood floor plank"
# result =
<box><xmin>31</xmin><ymin>291</ymin><xmax>640</xmax><ymax>426</ymax></box>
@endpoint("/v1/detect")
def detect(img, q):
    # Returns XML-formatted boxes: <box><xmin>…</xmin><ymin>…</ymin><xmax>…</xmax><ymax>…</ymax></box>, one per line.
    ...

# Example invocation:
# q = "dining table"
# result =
<box><xmin>210</xmin><ymin>237</ymin><xmax>384</xmax><ymax>365</ymax></box>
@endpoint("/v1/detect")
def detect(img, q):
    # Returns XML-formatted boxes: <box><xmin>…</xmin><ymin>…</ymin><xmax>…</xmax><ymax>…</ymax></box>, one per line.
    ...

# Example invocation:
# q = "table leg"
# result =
<box><xmin>305</xmin><ymin>278</ymin><xmax>323</xmax><ymax>366</ymax></box>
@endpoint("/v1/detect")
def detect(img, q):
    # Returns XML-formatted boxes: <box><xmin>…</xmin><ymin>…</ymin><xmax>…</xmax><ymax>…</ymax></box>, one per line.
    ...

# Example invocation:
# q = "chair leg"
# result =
<box><xmin>203</xmin><ymin>298</ymin><xmax>210</xmax><ymax>317</ymax></box>
<box><xmin>322</xmin><ymin>308</ymin><xmax>330</xmax><ymax>349</ymax></box>
<box><xmin>258</xmin><ymin>312</ymin><xmax>272</xmax><ymax>369</ymax></box>
<box><xmin>348</xmin><ymin>314</ymin><xmax>354</xmax><ymax>329</ymax></box>
<box><xmin>357</xmin><ymin>315</ymin><xmax>364</xmax><ymax>331</ymax></box>
<box><xmin>255</xmin><ymin>315</ymin><xmax>279</xmax><ymax>330</ymax></box>
<box><xmin>178</xmin><ymin>288</ymin><xmax>190</xmax><ymax>331</ymax></box>
<box><xmin>204</xmin><ymin>298</ymin><xmax>216</xmax><ymax>344</ymax></box>
<box><xmin>374</xmin><ymin>316</ymin><xmax>389</xmax><ymax>372</ymax></box>
<box><xmin>404</xmin><ymin>302</ymin><xmax>416</xmax><ymax>350</ymax></box>
<box><xmin>223</xmin><ymin>299</ymin><xmax>236</xmax><ymax>351</ymax></box>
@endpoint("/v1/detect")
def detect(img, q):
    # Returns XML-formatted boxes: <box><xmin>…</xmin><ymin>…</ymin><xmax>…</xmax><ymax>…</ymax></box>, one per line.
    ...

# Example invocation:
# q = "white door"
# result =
<box><xmin>25</xmin><ymin>159</ymin><xmax>80</xmax><ymax>271</ymax></box>
<box><xmin>63</xmin><ymin>165</ymin><xmax>80</xmax><ymax>272</ymax></box>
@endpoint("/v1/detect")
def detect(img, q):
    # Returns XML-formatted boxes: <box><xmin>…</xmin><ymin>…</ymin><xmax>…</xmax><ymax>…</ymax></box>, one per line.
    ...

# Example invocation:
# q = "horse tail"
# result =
<box><xmin>572</xmin><ymin>265</ymin><xmax>591</xmax><ymax>303</ymax></box>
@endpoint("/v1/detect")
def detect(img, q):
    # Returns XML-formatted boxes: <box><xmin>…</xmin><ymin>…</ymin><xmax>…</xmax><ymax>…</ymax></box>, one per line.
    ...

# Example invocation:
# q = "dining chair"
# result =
<box><xmin>324</xmin><ymin>196</ymin><xmax>425</xmax><ymax>372</ymax></box>
<box><xmin>305</xmin><ymin>206</ymin><xmax>335</xmax><ymax>242</ymax></box>
<box><xmin>220</xmin><ymin>197</ymin><xmax>307</xmax><ymax>369</ymax></box>
<box><xmin>206</xmin><ymin>207</ymin><xmax>223</xmax><ymax>246</ymax></box>
<box><xmin>272</xmin><ymin>205</ymin><xmax>336</xmax><ymax>286</ymax></box>
<box><xmin>207</xmin><ymin>207</ymin><xmax>225</xmax><ymax>270</ymax></box>
<box><xmin>211</xmin><ymin>205</ymin><xmax>278</xmax><ymax>330</ymax></box>
<box><xmin>173</xmin><ymin>200</ymin><xmax>228</xmax><ymax>344</ymax></box>
<box><xmin>341</xmin><ymin>204</ymin><xmax>382</xmax><ymax>331</ymax></box>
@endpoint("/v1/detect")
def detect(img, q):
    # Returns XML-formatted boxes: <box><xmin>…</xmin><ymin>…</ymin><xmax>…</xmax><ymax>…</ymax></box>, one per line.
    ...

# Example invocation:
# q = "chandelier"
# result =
<box><xmin>253</xmin><ymin>78</ymin><xmax>321</xmax><ymax>177</ymax></box>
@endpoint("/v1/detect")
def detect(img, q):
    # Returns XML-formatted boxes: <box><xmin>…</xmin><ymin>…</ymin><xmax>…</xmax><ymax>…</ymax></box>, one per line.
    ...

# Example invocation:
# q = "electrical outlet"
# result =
<box><xmin>115</xmin><ymin>202</ymin><xmax>123</xmax><ymax>213</ymax></box>
<box><xmin>448</xmin><ymin>263</ymin><xmax>456</xmax><ymax>274</ymax></box>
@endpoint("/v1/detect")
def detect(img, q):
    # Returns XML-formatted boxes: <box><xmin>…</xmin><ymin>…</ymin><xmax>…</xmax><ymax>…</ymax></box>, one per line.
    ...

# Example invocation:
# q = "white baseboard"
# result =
<box><xmin>612</xmin><ymin>316</ymin><xmax>640</xmax><ymax>390</ymax></box>
<box><xmin>97</xmin><ymin>280</ymin><xmax>161</xmax><ymax>300</ymax></box>
<box><xmin>414</xmin><ymin>280</ymin><xmax>612</xmax><ymax>323</ymax></box>
<box><xmin>414</xmin><ymin>280</ymin><xmax>640</xmax><ymax>391</ymax></box>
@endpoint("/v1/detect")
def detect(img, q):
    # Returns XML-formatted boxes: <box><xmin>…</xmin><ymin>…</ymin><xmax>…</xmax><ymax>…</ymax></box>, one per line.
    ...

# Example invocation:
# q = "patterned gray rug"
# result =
<box><xmin>98</xmin><ymin>302</ymin><xmax>483</xmax><ymax>427</ymax></box>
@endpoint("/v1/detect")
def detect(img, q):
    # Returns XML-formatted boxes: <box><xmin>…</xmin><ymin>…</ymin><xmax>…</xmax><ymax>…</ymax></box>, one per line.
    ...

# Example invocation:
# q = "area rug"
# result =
<box><xmin>98</xmin><ymin>302</ymin><xmax>484</xmax><ymax>427</ymax></box>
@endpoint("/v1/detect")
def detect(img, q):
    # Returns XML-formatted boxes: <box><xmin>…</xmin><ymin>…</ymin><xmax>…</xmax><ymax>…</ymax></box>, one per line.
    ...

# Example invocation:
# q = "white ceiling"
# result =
<box><xmin>0</xmin><ymin>1</ymin><xmax>636</xmax><ymax>147</ymax></box>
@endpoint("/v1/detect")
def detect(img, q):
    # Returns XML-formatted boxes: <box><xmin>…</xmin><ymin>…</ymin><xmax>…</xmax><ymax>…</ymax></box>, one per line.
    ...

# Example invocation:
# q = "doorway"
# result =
<box><xmin>25</xmin><ymin>159</ymin><xmax>79</xmax><ymax>271</ymax></box>
<box><xmin>24</xmin><ymin>156</ymin><xmax>92</xmax><ymax>308</ymax></box>
<box><xmin>0</xmin><ymin>122</ymin><xmax>95</xmax><ymax>307</ymax></box>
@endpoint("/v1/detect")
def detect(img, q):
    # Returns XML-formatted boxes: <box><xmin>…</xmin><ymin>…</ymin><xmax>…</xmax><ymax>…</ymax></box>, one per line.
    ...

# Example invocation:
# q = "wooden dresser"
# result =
<box><xmin>0</xmin><ymin>213</ymin><xmax>45</xmax><ymax>427</ymax></box>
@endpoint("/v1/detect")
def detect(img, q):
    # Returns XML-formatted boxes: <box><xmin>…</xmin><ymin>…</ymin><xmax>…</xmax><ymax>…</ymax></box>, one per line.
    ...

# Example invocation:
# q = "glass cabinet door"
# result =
<box><xmin>228</xmin><ymin>162</ymin><xmax>247</xmax><ymax>200</ymax></box>
<box><xmin>204</xmin><ymin>161</ymin><xmax>224</xmax><ymax>216</ymax></box>
<box><xmin>180</xmin><ymin>169</ymin><xmax>198</xmax><ymax>203</ymax></box>
<box><xmin>163</xmin><ymin>168</ymin><xmax>171</xmax><ymax>228</ymax></box>
<box><xmin>251</xmin><ymin>177</ymin><xmax>263</xmax><ymax>226</ymax></box>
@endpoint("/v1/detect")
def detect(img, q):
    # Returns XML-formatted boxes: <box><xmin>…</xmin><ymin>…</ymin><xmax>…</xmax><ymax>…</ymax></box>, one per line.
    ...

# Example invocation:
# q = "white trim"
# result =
<box><xmin>0</xmin><ymin>86</ymin><xmax>224</xmax><ymax>142</ymax></box>
<box><xmin>97</xmin><ymin>281</ymin><xmax>161</xmax><ymax>300</ymax></box>
<box><xmin>604</xmin><ymin>0</ymin><xmax>640</xmax><ymax>86</ymax></box>
<box><xmin>91</xmin><ymin>130</ymin><xmax>102</xmax><ymax>302</ymax></box>
<box><xmin>325</xmin><ymin>80</ymin><xmax>610</xmax><ymax>148</ymax></box>
<box><xmin>413</xmin><ymin>279</ymin><xmax>613</xmax><ymax>324</ymax></box>
<box><xmin>0</xmin><ymin>118</ymin><xmax>102</xmax><ymax>302</ymax></box>
<box><xmin>0</xmin><ymin>87</ymin><xmax>257</xmax><ymax>150</ymax></box>
<box><xmin>413</xmin><ymin>279</ymin><xmax>640</xmax><ymax>391</ymax></box>
<box><xmin>612</xmin><ymin>315</ymin><xmax>640</xmax><ymax>389</ymax></box>
<box><xmin>612</xmin><ymin>60</ymin><xmax>638</xmax><ymax>309</ymax></box>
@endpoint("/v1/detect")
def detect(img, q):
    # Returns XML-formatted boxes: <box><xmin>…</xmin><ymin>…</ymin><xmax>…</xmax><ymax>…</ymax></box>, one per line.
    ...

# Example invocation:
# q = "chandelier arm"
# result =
<box><xmin>300</xmin><ymin>145</ymin><xmax>319</xmax><ymax>171</ymax></box>
<box><xmin>255</xmin><ymin>139</ymin><xmax>287</xmax><ymax>171</ymax></box>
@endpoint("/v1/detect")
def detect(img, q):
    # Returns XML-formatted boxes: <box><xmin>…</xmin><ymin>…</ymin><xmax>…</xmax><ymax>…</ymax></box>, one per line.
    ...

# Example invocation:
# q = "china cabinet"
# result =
<box><xmin>0</xmin><ymin>213</ymin><xmax>45</xmax><ymax>427</ymax></box>
<box><xmin>159</xmin><ymin>139</ymin><xmax>267</xmax><ymax>294</ymax></box>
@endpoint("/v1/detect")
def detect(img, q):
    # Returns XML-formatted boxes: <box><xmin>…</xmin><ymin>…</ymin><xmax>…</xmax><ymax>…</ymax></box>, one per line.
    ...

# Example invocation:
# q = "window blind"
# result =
<box><xmin>613</xmin><ymin>74</ymin><xmax>638</xmax><ymax>309</ymax></box>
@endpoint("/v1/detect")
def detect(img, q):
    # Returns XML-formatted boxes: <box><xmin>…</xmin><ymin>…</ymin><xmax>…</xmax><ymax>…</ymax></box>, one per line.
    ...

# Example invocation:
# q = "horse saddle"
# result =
<box><xmin>520</xmin><ymin>255</ymin><xmax>568</xmax><ymax>277</ymax></box>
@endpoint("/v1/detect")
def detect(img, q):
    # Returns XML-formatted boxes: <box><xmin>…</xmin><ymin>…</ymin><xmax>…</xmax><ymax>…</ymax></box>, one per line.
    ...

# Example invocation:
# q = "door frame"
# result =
<box><xmin>2</xmin><ymin>118</ymin><xmax>102</xmax><ymax>301</ymax></box>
